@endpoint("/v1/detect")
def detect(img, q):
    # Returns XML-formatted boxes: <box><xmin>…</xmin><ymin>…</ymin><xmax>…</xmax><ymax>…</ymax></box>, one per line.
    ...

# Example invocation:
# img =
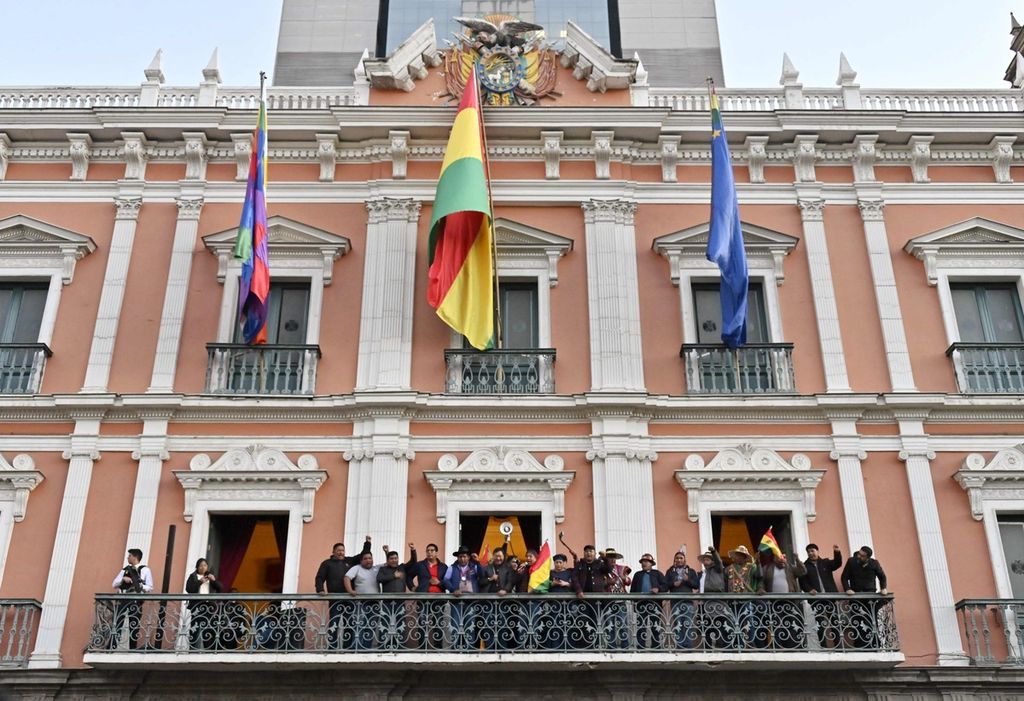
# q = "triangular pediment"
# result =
<box><xmin>653</xmin><ymin>221</ymin><xmax>800</xmax><ymax>253</ymax></box>
<box><xmin>904</xmin><ymin>217</ymin><xmax>1024</xmax><ymax>250</ymax></box>
<box><xmin>0</xmin><ymin>215</ymin><xmax>97</xmax><ymax>251</ymax></box>
<box><xmin>493</xmin><ymin>218</ymin><xmax>574</xmax><ymax>253</ymax></box>
<box><xmin>203</xmin><ymin>216</ymin><xmax>351</xmax><ymax>253</ymax></box>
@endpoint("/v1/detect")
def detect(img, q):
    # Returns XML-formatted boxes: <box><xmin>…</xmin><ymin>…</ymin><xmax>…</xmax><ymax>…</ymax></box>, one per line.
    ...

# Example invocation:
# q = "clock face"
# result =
<box><xmin>477</xmin><ymin>50</ymin><xmax>525</xmax><ymax>94</ymax></box>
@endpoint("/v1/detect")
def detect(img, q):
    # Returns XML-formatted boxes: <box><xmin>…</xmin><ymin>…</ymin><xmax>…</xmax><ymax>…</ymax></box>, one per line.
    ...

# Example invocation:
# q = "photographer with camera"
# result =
<box><xmin>109</xmin><ymin>548</ymin><xmax>153</xmax><ymax>649</ymax></box>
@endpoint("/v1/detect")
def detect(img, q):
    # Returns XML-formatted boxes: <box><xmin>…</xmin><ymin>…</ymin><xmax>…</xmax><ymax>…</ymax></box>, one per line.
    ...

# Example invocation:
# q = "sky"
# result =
<box><xmin>0</xmin><ymin>1</ymin><xmax>1019</xmax><ymax>89</ymax></box>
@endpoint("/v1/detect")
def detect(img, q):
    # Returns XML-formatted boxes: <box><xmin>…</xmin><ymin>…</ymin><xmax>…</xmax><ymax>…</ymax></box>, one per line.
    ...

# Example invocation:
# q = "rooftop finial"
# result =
<box><xmin>144</xmin><ymin>49</ymin><xmax>165</xmax><ymax>83</ymax></box>
<box><xmin>837</xmin><ymin>52</ymin><xmax>858</xmax><ymax>86</ymax></box>
<box><xmin>780</xmin><ymin>53</ymin><xmax>800</xmax><ymax>85</ymax></box>
<box><xmin>1012</xmin><ymin>12</ymin><xmax>1021</xmax><ymax>33</ymax></box>
<box><xmin>203</xmin><ymin>48</ymin><xmax>221</xmax><ymax>84</ymax></box>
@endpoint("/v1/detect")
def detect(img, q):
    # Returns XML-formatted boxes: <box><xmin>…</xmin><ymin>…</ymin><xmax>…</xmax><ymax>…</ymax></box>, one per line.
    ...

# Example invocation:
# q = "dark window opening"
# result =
<box><xmin>207</xmin><ymin>513</ymin><xmax>288</xmax><ymax>593</ymax></box>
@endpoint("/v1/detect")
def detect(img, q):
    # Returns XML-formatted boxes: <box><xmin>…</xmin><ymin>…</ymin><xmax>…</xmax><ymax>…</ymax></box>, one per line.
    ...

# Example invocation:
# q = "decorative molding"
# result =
<box><xmin>230</xmin><ymin>133</ymin><xmax>252</xmax><ymax>182</ymax></box>
<box><xmin>561</xmin><ymin>20</ymin><xmax>638</xmax><ymax>93</ymax></box>
<box><xmin>389</xmin><ymin>130</ymin><xmax>409</xmax><ymax>180</ymax></box>
<box><xmin>204</xmin><ymin>215</ymin><xmax>350</xmax><ymax>285</ymax></box>
<box><xmin>362</xmin><ymin>19</ymin><xmax>440</xmax><ymax>92</ymax></box>
<box><xmin>0</xmin><ymin>133</ymin><xmax>10</xmax><ymax>181</ymax></box>
<box><xmin>796</xmin><ymin>198</ymin><xmax>825</xmax><ymax>222</ymax></box>
<box><xmin>0</xmin><ymin>453</ymin><xmax>43</xmax><ymax>522</ymax></box>
<box><xmin>174</xmin><ymin>196</ymin><xmax>204</xmax><ymax>220</ymax></box>
<box><xmin>0</xmin><ymin>214</ymin><xmax>97</xmax><ymax>285</ymax></box>
<box><xmin>365</xmin><ymin>196</ymin><xmax>422</xmax><ymax>224</ymax></box>
<box><xmin>903</xmin><ymin>216</ymin><xmax>1024</xmax><ymax>286</ymax></box>
<box><xmin>851</xmin><ymin>135</ymin><xmax>878</xmax><ymax>182</ymax></box>
<box><xmin>175</xmin><ymin>445</ymin><xmax>326</xmax><ymax>523</ymax></box>
<box><xmin>956</xmin><ymin>445</ymin><xmax>1024</xmax><ymax>520</ymax></box>
<box><xmin>791</xmin><ymin>135</ymin><xmax>818</xmax><ymax>183</ymax></box>
<box><xmin>315</xmin><ymin>133</ymin><xmax>338</xmax><ymax>182</ymax></box>
<box><xmin>113</xmin><ymin>196</ymin><xmax>142</xmax><ymax>220</ymax></box>
<box><xmin>677</xmin><ymin>445</ymin><xmax>824</xmax><ymax>523</ymax></box>
<box><xmin>120</xmin><ymin>132</ymin><xmax>149</xmax><ymax>181</ymax></box>
<box><xmin>658</xmin><ymin>134</ymin><xmax>681</xmax><ymax>183</ymax></box>
<box><xmin>424</xmin><ymin>447</ymin><xmax>573</xmax><ymax>524</ymax></box>
<box><xmin>857</xmin><ymin>198</ymin><xmax>885</xmax><ymax>222</ymax></box>
<box><xmin>67</xmin><ymin>133</ymin><xmax>91</xmax><ymax>181</ymax></box>
<box><xmin>493</xmin><ymin>217</ymin><xmax>573</xmax><ymax>287</ymax></box>
<box><xmin>908</xmin><ymin>135</ymin><xmax>933</xmax><ymax>184</ymax></box>
<box><xmin>182</xmin><ymin>132</ymin><xmax>208</xmax><ymax>181</ymax></box>
<box><xmin>541</xmin><ymin>131</ymin><xmax>562</xmax><ymax>180</ymax></box>
<box><xmin>592</xmin><ymin>131</ymin><xmax>613</xmax><ymax>180</ymax></box>
<box><xmin>745</xmin><ymin>136</ymin><xmax>769</xmax><ymax>183</ymax></box>
<box><xmin>990</xmin><ymin>135</ymin><xmax>1016</xmax><ymax>184</ymax></box>
<box><xmin>581</xmin><ymin>198</ymin><xmax>636</xmax><ymax>223</ymax></box>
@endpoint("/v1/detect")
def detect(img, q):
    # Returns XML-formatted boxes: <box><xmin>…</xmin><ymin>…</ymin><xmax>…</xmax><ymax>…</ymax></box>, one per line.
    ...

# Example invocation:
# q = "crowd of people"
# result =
<box><xmin>105</xmin><ymin>539</ymin><xmax>889</xmax><ymax>652</ymax></box>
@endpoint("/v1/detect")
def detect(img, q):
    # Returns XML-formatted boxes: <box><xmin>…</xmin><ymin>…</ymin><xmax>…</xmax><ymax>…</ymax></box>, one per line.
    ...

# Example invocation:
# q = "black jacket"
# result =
<box><xmin>410</xmin><ymin>559</ymin><xmax>449</xmax><ymax>592</ymax></box>
<box><xmin>800</xmin><ymin>550</ymin><xmax>843</xmax><ymax>593</ymax></box>
<box><xmin>314</xmin><ymin>539</ymin><xmax>372</xmax><ymax>593</ymax></box>
<box><xmin>185</xmin><ymin>571</ymin><xmax>223</xmax><ymax>595</ymax></box>
<box><xmin>630</xmin><ymin>568</ymin><xmax>668</xmax><ymax>593</ymax></box>
<box><xmin>482</xmin><ymin>561</ymin><xmax>516</xmax><ymax>593</ymax></box>
<box><xmin>571</xmin><ymin>557</ymin><xmax>612</xmax><ymax>594</ymax></box>
<box><xmin>377</xmin><ymin>549</ymin><xmax>418</xmax><ymax>593</ymax></box>
<box><xmin>841</xmin><ymin>557</ymin><xmax>887</xmax><ymax>592</ymax></box>
<box><xmin>663</xmin><ymin>564</ymin><xmax>701</xmax><ymax>593</ymax></box>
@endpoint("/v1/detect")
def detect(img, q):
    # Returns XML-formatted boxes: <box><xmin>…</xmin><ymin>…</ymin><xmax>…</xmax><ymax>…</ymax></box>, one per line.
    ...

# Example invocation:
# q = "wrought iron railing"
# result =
<box><xmin>681</xmin><ymin>343</ymin><xmax>795</xmax><ymax>394</ymax></box>
<box><xmin>205</xmin><ymin>343</ymin><xmax>321</xmax><ymax>395</ymax></box>
<box><xmin>946</xmin><ymin>343</ymin><xmax>1024</xmax><ymax>393</ymax></box>
<box><xmin>444</xmin><ymin>349</ymin><xmax>556</xmax><ymax>394</ymax></box>
<box><xmin>0</xmin><ymin>599</ymin><xmax>41</xmax><ymax>668</ymax></box>
<box><xmin>0</xmin><ymin>343</ymin><xmax>51</xmax><ymax>394</ymax></box>
<box><xmin>956</xmin><ymin>599</ymin><xmax>1024</xmax><ymax>666</ymax></box>
<box><xmin>86</xmin><ymin>593</ymin><xmax>898</xmax><ymax>655</ymax></box>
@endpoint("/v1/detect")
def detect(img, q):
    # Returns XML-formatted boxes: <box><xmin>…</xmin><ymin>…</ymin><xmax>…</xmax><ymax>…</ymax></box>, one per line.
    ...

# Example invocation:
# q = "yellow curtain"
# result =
<box><xmin>480</xmin><ymin>516</ymin><xmax>527</xmax><ymax>559</ymax></box>
<box><xmin>718</xmin><ymin>516</ymin><xmax>754</xmax><ymax>565</ymax></box>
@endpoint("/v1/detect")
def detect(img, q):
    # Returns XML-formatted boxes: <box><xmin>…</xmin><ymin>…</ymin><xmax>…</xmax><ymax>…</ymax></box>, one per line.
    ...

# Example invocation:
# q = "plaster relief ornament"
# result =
<box><xmin>442</xmin><ymin>14</ymin><xmax>559</xmax><ymax>106</ymax></box>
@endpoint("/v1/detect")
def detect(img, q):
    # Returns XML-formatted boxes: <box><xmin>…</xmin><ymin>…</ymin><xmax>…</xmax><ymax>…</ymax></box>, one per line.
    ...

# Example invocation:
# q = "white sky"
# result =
<box><xmin>0</xmin><ymin>1</ymin><xmax>1019</xmax><ymax>89</ymax></box>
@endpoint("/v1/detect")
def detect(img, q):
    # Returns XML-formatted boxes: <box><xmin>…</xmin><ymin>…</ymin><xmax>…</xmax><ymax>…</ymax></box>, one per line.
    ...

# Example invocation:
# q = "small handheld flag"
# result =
<box><xmin>479</xmin><ymin>542</ymin><xmax>491</xmax><ymax>567</ymax></box>
<box><xmin>706</xmin><ymin>79</ymin><xmax>749</xmax><ymax>348</ymax></box>
<box><xmin>528</xmin><ymin>541</ymin><xmax>552</xmax><ymax>593</ymax></box>
<box><xmin>233</xmin><ymin>72</ymin><xmax>271</xmax><ymax>345</ymax></box>
<box><xmin>758</xmin><ymin>526</ymin><xmax>783</xmax><ymax>559</ymax></box>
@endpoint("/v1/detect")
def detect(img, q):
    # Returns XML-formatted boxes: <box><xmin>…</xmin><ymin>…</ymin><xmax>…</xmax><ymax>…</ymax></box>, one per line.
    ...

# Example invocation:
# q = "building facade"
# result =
<box><xmin>1</xmin><ymin>3</ymin><xmax>1024</xmax><ymax>699</ymax></box>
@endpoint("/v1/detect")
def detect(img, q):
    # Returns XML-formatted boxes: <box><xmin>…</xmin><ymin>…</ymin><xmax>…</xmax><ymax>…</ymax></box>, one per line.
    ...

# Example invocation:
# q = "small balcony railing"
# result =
<box><xmin>946</xmin><ymin>343</ymin><xmax>1024</xmax><ymax>393</ymax></box>
<box><xmin>681</xmin><ymin>343</ymin><xmax>795</xmax><ymax>394</ymax></box>
<box><xmin>84</xmin><ymin>593</ymin><xmax>899</xmax><ymax>661</ymax></box>
<box><xmin>0</xmin><ymin>599</ymin><xmax>41</xmax><ymax>668</ymax></box>
<box><xmin>444</xmin><ymin>349</ymin><xmax>555</xmax><ymax>394</ymax></box>
<box><xmin>205</xmin><ymin>343</ymin><xmax>321</xmax><ymax>395</ymax></box>
<box><xmin>0</xmin><ymin>343</ymin><xmax>51</xmax><ymax>394</ymax></box>
<box><xmin>956</xmin><ymin>599</ymin><xmax>1024</xmax><ymax>666</ymax></box>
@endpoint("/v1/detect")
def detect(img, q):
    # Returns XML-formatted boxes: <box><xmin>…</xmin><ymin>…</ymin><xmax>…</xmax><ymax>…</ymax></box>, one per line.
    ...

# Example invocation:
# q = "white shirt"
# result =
<box><xmin>113</xmin><ymin>564</ymin><xmax>154</xmax><ymax>592</ymax></box>
<box><xmin>771</xmin><ymin>564</ymin><xmax>789</xmax><ymax>593</ymax></box>
<box><xmin>346</xmin><ymin>564</ymin><xmax>381</xmax><ymax>594</ymax></box>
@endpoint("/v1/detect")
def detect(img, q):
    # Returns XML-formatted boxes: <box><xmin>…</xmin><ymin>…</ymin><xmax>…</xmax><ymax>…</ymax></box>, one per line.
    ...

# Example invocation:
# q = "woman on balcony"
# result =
<box><xmin>185</xmin><ymin>558</ymin><xmax>222</xmax><ymax>650</ymax></box>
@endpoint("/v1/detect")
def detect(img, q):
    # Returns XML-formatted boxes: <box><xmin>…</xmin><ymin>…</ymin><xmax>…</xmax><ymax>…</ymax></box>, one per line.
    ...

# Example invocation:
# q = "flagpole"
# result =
<box><xmin>475</xmin><ymin>64</ymin><xmax>503</xmax><ymax>350</ymax></box>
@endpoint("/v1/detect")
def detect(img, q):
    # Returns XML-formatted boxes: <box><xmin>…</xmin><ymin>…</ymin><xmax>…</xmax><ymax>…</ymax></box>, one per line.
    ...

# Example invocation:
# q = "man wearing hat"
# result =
<box><xmin>570</xmin><ymin>545</ymin><xmax>612</xmax><ymax>650</ymax></box>
<box><xmin>630</xmin><ymin>553</ymin><xmax>667</xmax><ymax>649</ymax></box>
<box><xmin>725</xmin><ymin>545</ymin><xmax>761</xmax><ymax>649</ymax></box>
<box><xmin>442</xmin><ymin>546</ymin><xmax>486</xmax><ymax>650</ymax></box>
<box><xmin>664</xmin><ymin>551</ymin><xmax>700</xmax><ymax>649</ymax></box>
<box><xmin>697</xmin><ymin>546</ymin><xmax>730</xmax><ymax>649</ymax></box>
<box><xmin>601</xmin><ymin>548</ymin><xmax>631</xmax><ymax>649</ymax></box>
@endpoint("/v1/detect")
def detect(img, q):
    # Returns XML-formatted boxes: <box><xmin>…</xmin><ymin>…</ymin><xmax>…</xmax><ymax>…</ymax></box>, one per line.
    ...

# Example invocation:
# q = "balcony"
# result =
<box><xmin>84</xmin><ymin>593</ymin><xmax>901</xmax><ymax>667</ymax></box>
<box><xmin>0</xmin><ymin>599</ymin><xmax>41</xmax><ymax>668</ymax></box>
<box><xmin>681</xmin><ymin>343</ymin><xmax>795</xmax><ymax>394</ymax></box>
<box><xmin>205</xmin><ymin>343</ymin><xmax>321</xmax><ymax>396</ymax></box>
<box><xmin>444</xmin><ymin>349</ymin><xmax>555</xmax><ymax>394</ymax></box>
<box><xmin>0</xmin><ymin>343</ymin><xmax>51</xmax><ymax>394</ymax></box>
<box><xmin>956</xmin><ymin>599</ymin><xmax>1024</xmax><ymax>666</ymax></box>
<box><xmin>946</xmin><ymin>343</ymin><xmax>1024</xmax><ymax>393</ymax></box>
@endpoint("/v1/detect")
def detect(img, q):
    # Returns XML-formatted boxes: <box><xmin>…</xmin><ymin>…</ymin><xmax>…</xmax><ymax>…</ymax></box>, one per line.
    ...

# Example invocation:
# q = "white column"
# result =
<box><xmin>81</xmin><ymin>195</ymin><xmax>143</xmax><ymax>392</ymax></box>
<box><xmin>898</xmin><ymin>418</ymin><xmax>966</xmax><ymax>665</ymax></box>
<box><xmin>355</xmin><ymin>198</ymin><xmax>420</xmax><ymax>390</ymax></box>
<box><xmin>342</xmin><ymin>417</ymin><xmax>412</xmax><ymax>552</ymax></box>
<box><xmin>828</xmin><ymin>424</ymin><xmax>874</xmax><ymax>555</ymax></box>
<box><xmin>30</xmin><ymin>419</ymin><xmax>101</xmax><ymax>668</ymax></box>
<box><xmin>148</xmin><ymin>193</ymin><xmax>205</xmax><ymax>392</ymax></box>
<box><xmin>123</xmin><ymin>417</ymin><xmax>170</xmax><ymax>561</ymax></box>
<box><xmin>582</xmin><ymin>199</ymin><xmax>645</xmax><ymax>392</ymax></box>
<box><xmin>588</xmin><ymin>417</ymin><xmax>657</xmax><ymax>563</ymax></box>
<box><xmin>856</xmin><ymin>192</ymin><xmax>916</xmax><ymax>392</ymax></box>
<box><xmin>796</xmin><ymin>193</ymin><xmax>851</xmax><ymax>392</ymax></box>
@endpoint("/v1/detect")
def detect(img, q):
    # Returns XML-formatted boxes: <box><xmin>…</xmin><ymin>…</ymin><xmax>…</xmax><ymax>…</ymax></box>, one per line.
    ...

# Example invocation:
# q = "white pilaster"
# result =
<box><xmin>343</xmin><ymin>417</ymin><xmax>413</xmax><ymax>552</ymax></box>
<box><xmin>355</xmin><ymin>197</ymin><xmax>420</xmax><ymax>390</ymax></box>
<box><xmin>124</xmin><ymin>417</ymin><xmax>171</xmax><ymax>561</ymax></box>
<box><xmin>827</xmin><ymin>413</ymin><xmax>874</xmax><ymax>553</ymax></box>
<box><xmin>30</xmin><ymin>418</ymin><xmax>101</xmax><ymax>668</ymax></box>
<box><xmin>855</xmin><ymin>188</ymin><xmax>916</xmax><ymax>392</ymax></box>
<box><xmin>147</xmin><ymin>192</ymin><xmax>205</xmax><ymax>392</ymax></box>
<box><xmin>796</xmin><ymin>189</ymin><xmax>850</xmax><ymax>392</ymax></box>
<box><xmin>588</xmin><ymin>417</ymin><xmax>657</xmax><ymax>564</ymax></box>
<box><xmin>582</xmin><ymin>199</ymin><xmax>645</xmax><ymax>392</ymax></box>
<box><xmin>897</xmin><ymin>415</ymin><xmax>966</xmax><ymax>665</ymax></box>
<box><xmin>81</xmin><ymin>193</ymin><xmax>143</xmax><ymax>393</ymax></box>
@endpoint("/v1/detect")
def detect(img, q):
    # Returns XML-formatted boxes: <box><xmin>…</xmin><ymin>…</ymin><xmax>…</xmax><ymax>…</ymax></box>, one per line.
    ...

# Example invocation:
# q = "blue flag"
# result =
<box><xmin>706</xmin><ymin>84</ymin><xmax>748</xmax><ymax>348</ymax></box>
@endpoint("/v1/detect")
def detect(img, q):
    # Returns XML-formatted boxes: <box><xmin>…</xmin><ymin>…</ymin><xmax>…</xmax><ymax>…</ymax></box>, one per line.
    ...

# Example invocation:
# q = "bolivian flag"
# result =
<box><xmin>528</xmin><ymin>541</ymin><xmax>552</xmax><ymax>593</ymax></box>
<box><xmin>758</xmin><ymin>526</ymin><xmax>783</xmax><ymax>559</ymax></box>
<box><xmin>427</xmin><ymin>73</ymin><xmax>494</xmax><ymax>350</ymax></box>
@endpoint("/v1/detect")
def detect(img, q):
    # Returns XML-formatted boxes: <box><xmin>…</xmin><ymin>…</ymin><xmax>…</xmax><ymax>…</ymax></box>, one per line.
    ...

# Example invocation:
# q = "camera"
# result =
<box><xmin>119</xmin><ymin>564</ymin><xmax>143</xmax><ymax>593</ymax></box>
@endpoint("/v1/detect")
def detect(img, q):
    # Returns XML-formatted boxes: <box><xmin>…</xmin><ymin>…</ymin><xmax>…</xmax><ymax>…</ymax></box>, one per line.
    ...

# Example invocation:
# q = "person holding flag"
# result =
<box><xmin>757</xmin><ymin>527</ymin><xmax>807</xmax><ymax>649</ymax></box>
<box><xmin>705</xmin><ymin>79</ymin><xmax>749</xmax><ymax>349</ymax></box>
<box><xmin>233</xmin><ymin>72</ymin><xmax>271</xmax><ymax>345</ymax></box>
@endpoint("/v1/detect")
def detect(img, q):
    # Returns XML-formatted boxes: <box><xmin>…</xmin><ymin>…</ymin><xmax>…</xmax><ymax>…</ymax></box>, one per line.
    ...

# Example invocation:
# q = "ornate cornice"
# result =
<box><xmin>0</xmin><ymin>453</ymin><xmax>43</xmax><ymax>521</ymax></box>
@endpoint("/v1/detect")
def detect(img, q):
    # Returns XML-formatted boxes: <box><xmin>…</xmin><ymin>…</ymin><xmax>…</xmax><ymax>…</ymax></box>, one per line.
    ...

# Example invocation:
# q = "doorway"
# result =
<box><xmin>712</xmin><ymin>512</ymin><xmax>794</xmax><ymax>565</ymax></box>
<box><xmin>458</xmin><ymin>513</ymin><xmax>542</xmax><ymax>559</ymax></box>
<box><xmin>207</xmin><ymin>513</ymin><xmax>288</xmax><ymax>593</ymax></box>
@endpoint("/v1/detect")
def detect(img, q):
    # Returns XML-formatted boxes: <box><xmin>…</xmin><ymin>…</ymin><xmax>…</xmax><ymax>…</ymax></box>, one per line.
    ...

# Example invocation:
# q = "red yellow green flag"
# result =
<box><xmin>758</xmin><ymin>526</ymin><xmax>783</xmax><ymax>559</ymax></box>
<box><xmin>528</xmin><ymin>541</ymin><xmax>552</xmax><ymax>593</ymax></box>
<box><xmin>427</xmin><ymin>73</ymin><xmax>494</xmax><ymax>350</ymax></box>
